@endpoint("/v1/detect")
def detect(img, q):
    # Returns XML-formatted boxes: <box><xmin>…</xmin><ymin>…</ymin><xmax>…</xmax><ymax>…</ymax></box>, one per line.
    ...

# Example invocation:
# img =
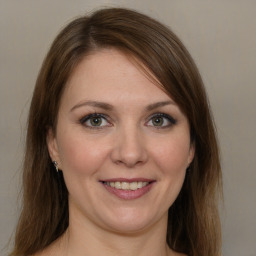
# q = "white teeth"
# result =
<box><xmin>138</xmin><ymin>182</ymin><xmax>143</xmax><ymax>188</ymax></box>
<box><xmin>129</xmin><ymin>182</ymin><xmax>138</xmax><ymax>190</ymax></box>
<box><xmin>105</xmin><ymin>181</ymin><xmax>150</xmax><ymax>190</ymax></box>
<box><xmin>121</xmin><ymin>182</ymin><xmax>129</xmax><ymax>190</ymax></box>
<box><xmin>142</xmin><ymin>182</ymin><xmax>148</xmax><ymax>187</ymax></box>
<box><xmin>115</xmin><ymin>181</ymin><xmax>121</xmax><ymax>189</ymax></box>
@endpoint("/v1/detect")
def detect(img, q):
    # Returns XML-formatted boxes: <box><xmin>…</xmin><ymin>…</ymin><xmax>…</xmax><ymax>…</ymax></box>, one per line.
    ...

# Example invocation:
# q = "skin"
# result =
<box><xmin>44</xmin><ymin>49</ymin><xmax>194</xmax><ymax>256</ymax></box>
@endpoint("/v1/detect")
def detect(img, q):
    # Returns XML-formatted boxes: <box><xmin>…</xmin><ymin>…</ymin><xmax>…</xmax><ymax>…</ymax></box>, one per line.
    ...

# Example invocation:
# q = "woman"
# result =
<box><xmin>10</xmin><ymin>8</ymin><xmax>222</xmax><ymax>256</ymax></box>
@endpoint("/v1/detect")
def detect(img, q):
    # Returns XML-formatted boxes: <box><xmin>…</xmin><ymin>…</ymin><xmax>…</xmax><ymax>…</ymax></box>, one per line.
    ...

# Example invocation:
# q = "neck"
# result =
<box><xmin>58</xmin><ymin>211</ymin><xmax>174</xmax><ymax>256</ymax></box>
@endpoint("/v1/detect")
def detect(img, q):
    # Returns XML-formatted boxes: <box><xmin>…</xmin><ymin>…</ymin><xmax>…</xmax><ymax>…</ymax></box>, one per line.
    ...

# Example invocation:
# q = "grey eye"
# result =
<box><xmin>80</xmin><ymin>114</ymin><xmax>110</xmax><ymax>128</ymax></box>
<box><xmin>151</xmin><ymin>116</ymin><xmax>164</xmax><ymax>126</ymax></box>
<box><xmin>88</xmin><ymin>116</ymin><xmax>103</xmax><ymax>126</ymax></box>
<box><xmin>146</xmin><ymin>113</ymin><xmax>176</xmax><ymax>128</ymax></box>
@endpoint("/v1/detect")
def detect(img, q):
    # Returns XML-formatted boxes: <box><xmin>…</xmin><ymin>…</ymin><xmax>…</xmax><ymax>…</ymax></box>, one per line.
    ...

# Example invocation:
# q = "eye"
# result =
<box><xmin>146</xmin><ymin>113</ymin><xmax>176</xmax><ymax>128</ymax></box>
<box><xmin>80</xmin><ymin>113</ymin><xmax>111</xmax><ymax>128</ymax></box>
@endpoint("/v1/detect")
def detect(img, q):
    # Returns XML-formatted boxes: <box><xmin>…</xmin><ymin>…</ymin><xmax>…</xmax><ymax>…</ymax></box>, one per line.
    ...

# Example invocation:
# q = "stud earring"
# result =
<box><xmin>52</xmin><ymin>161</ymin><xmax>58</xmax><ymax>172</ymax></box>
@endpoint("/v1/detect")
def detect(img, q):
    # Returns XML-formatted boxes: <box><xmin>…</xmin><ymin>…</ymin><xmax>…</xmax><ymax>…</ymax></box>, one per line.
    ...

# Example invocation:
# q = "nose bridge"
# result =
<box><xmin>111</xmin><ymin>122</ymin><xmax>148</xmax><ymax>167</ymax></box>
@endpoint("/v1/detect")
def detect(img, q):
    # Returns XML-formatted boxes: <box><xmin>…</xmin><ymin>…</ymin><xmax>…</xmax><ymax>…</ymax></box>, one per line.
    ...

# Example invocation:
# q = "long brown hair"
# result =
<box><xmin>10</xmin><ymin>8</ymin><xmax>222</xmax><ymax>256</ymax></box>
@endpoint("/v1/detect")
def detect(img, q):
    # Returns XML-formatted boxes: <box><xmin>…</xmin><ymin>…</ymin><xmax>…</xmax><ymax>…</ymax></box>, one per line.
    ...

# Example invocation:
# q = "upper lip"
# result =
<box><xmin>100</xmin><ymin>178</ymin><xmax>155</xmax><ymax>182</ymax></box>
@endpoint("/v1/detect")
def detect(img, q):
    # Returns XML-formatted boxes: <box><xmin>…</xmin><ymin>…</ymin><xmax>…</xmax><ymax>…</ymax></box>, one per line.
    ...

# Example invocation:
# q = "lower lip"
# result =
<box><xmin>102</xmin><ymin>182</ymin><xmax>155</xmax><ymax>200</ymax></box>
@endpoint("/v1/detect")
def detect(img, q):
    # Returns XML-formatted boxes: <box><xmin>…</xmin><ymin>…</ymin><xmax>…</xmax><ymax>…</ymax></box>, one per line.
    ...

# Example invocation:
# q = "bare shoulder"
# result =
<box><xmin>32</xmin><ymin>247</ymin><xmax>53</xmax><ymax>256</ymax></box>
<box><xmin>32</xmin><ymin>242</ymin><xmax>61</xmax><ymax>256</ymax></box>
<box><xmin>32</xmin><ymin>248</ymin><xmax>57</xmax><ymax>256</ymax></box>
<box><xmin>170</xmin><ymin>250</ymin><xmax>187</xmax><ymax>256</ymax></box>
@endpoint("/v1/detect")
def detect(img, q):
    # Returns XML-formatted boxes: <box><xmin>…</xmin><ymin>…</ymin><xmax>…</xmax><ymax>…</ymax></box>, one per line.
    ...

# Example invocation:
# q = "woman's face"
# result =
<box><xmin>48</xmin><ymin>49</ymin><xmax>194</xmax><ymax>233</ymax></box>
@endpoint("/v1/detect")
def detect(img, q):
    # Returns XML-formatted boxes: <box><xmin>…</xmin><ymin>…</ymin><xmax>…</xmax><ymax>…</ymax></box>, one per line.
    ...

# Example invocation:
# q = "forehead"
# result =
<box><xmin>61</xmin><ymin>49</ymin><xmax>172</xmax><ymax>108</ymax></box>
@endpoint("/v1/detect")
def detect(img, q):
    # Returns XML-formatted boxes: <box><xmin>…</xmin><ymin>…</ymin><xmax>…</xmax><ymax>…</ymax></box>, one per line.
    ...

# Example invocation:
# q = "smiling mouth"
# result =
<box><xmin>101</xmin><ymin>181</ymin><xmax>151</xmax><ymax>190</ymax></box>
<box><xmin>99</xmin><ymin>178</ymin><xmax>156</xmax><ymax>200</ymax></box>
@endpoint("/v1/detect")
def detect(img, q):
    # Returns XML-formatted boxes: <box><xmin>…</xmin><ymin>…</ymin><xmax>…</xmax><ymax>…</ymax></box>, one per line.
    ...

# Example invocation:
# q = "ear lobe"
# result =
<box><xmin>47</xmin><ymin>128</ymin><xmax>61</xmax><ymax>167</ymax></box>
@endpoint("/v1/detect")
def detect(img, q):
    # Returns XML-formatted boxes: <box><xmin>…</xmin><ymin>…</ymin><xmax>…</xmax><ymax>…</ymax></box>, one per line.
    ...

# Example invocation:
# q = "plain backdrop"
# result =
<box><xmin>1</xmin><ymin>1</ymin><xmax>255</xmax><ymax>255</ymax></box>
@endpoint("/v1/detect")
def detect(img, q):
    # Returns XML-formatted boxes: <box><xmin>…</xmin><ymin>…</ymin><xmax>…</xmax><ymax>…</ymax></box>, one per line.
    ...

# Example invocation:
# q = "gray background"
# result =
<box><xmin>1</xmin><ymin>1</ymin><xmax>255</xmax><ymax>255</ymax></box>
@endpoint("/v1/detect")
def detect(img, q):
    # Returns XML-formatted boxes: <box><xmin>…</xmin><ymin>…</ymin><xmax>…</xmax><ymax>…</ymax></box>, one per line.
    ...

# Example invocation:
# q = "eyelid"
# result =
<box><xmin>79</xmin><ymin>112</ymin><xmax>176</xmax><ymax>129</ymax></box>
<box><xmin>145</xmin><ymin>113</ymin><xmax>177</xmax><ymax>128</ymax></box>
<box><xmin>79</xmin><ymin>113</ymin><xmax>112</xmax><ymax>128</ymax></box>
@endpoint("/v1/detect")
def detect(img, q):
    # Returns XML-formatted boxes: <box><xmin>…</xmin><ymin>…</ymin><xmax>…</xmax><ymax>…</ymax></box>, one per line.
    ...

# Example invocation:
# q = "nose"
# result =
<box><xmin>110</xmin><ymin>126</ymin><xmax>148</xmax><ymax>168</ymax></box>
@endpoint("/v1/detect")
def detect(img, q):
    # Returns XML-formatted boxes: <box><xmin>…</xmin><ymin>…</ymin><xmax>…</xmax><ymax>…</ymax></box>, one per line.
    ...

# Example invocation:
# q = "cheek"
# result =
<box><xmin>147</xmin><ymin>135</ymin><xmax>190</xmax><ymax>211</ymax></box>
<box><xmin>151</xmin><ymin>135</ymin><xmax>191</xmax><ymax>176</ymax></box>
<box><xmin>57</xmin><ymin>133</ymin><xmax>110</xmax><ymax>177</ymax></box>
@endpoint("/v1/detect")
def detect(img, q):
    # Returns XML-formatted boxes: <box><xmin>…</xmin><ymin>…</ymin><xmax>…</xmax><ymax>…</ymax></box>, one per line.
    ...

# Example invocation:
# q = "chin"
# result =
<box><xmin>98</xmin><ymin>207</ymin><xmax>163</xmax><ymax>234</ymax></box>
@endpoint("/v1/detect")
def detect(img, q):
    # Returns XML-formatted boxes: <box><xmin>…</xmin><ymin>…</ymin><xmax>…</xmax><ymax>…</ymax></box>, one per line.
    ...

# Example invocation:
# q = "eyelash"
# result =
<box><xmin>79</xmin><ymin>113</ymin><xmax>177</xmax><ymax>129</ymax></box>
<box><xmin>146</xmin><ymin>113</ymin><xmax>177</xmax><ymax>128</ymax></box>
<box><xmin>79</xmin><ymin>113</ymin><xmax>111</xmax><ymax>129</ymax></box>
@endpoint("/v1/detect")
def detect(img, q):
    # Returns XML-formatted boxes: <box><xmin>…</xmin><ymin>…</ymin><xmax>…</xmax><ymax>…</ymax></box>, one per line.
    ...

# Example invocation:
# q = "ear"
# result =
<box><xmin>187</xmin><ymin>142</ymin><xmax>195</xmax><ymax>167</ymax></box>
<box><xmin>47</xmin><ymin>128</ymin><xmax>62</xmax><ymax>169</ymax></box>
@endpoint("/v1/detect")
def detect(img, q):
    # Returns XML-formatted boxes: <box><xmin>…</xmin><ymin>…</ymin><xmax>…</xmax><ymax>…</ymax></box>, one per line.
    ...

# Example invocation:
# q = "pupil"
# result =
<box><xmin>91</xmin><ymin>117</ymin><xmax>102</xmax><ymax>126</ymax></box>
<box><xmin>153</xmin><ymin>117</ymin><xmax>163</xmax><ymax>126</ymax></box>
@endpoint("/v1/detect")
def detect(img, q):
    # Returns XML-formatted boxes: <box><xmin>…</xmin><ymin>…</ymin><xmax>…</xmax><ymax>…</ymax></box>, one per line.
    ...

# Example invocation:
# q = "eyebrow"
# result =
<box><xmin>70</xmin><ymin>100</ymin><xmax>113</xmax><ymax>112</ymax></box>
<box><xmin>70</xmin><ymin>100</ymin><xmax>175</xmax><ymax>112</ymax></box>
<box><xmin>146</xmin><ymin>101</ymin><xmax>175</xmax><ymax>111</ymax></box>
